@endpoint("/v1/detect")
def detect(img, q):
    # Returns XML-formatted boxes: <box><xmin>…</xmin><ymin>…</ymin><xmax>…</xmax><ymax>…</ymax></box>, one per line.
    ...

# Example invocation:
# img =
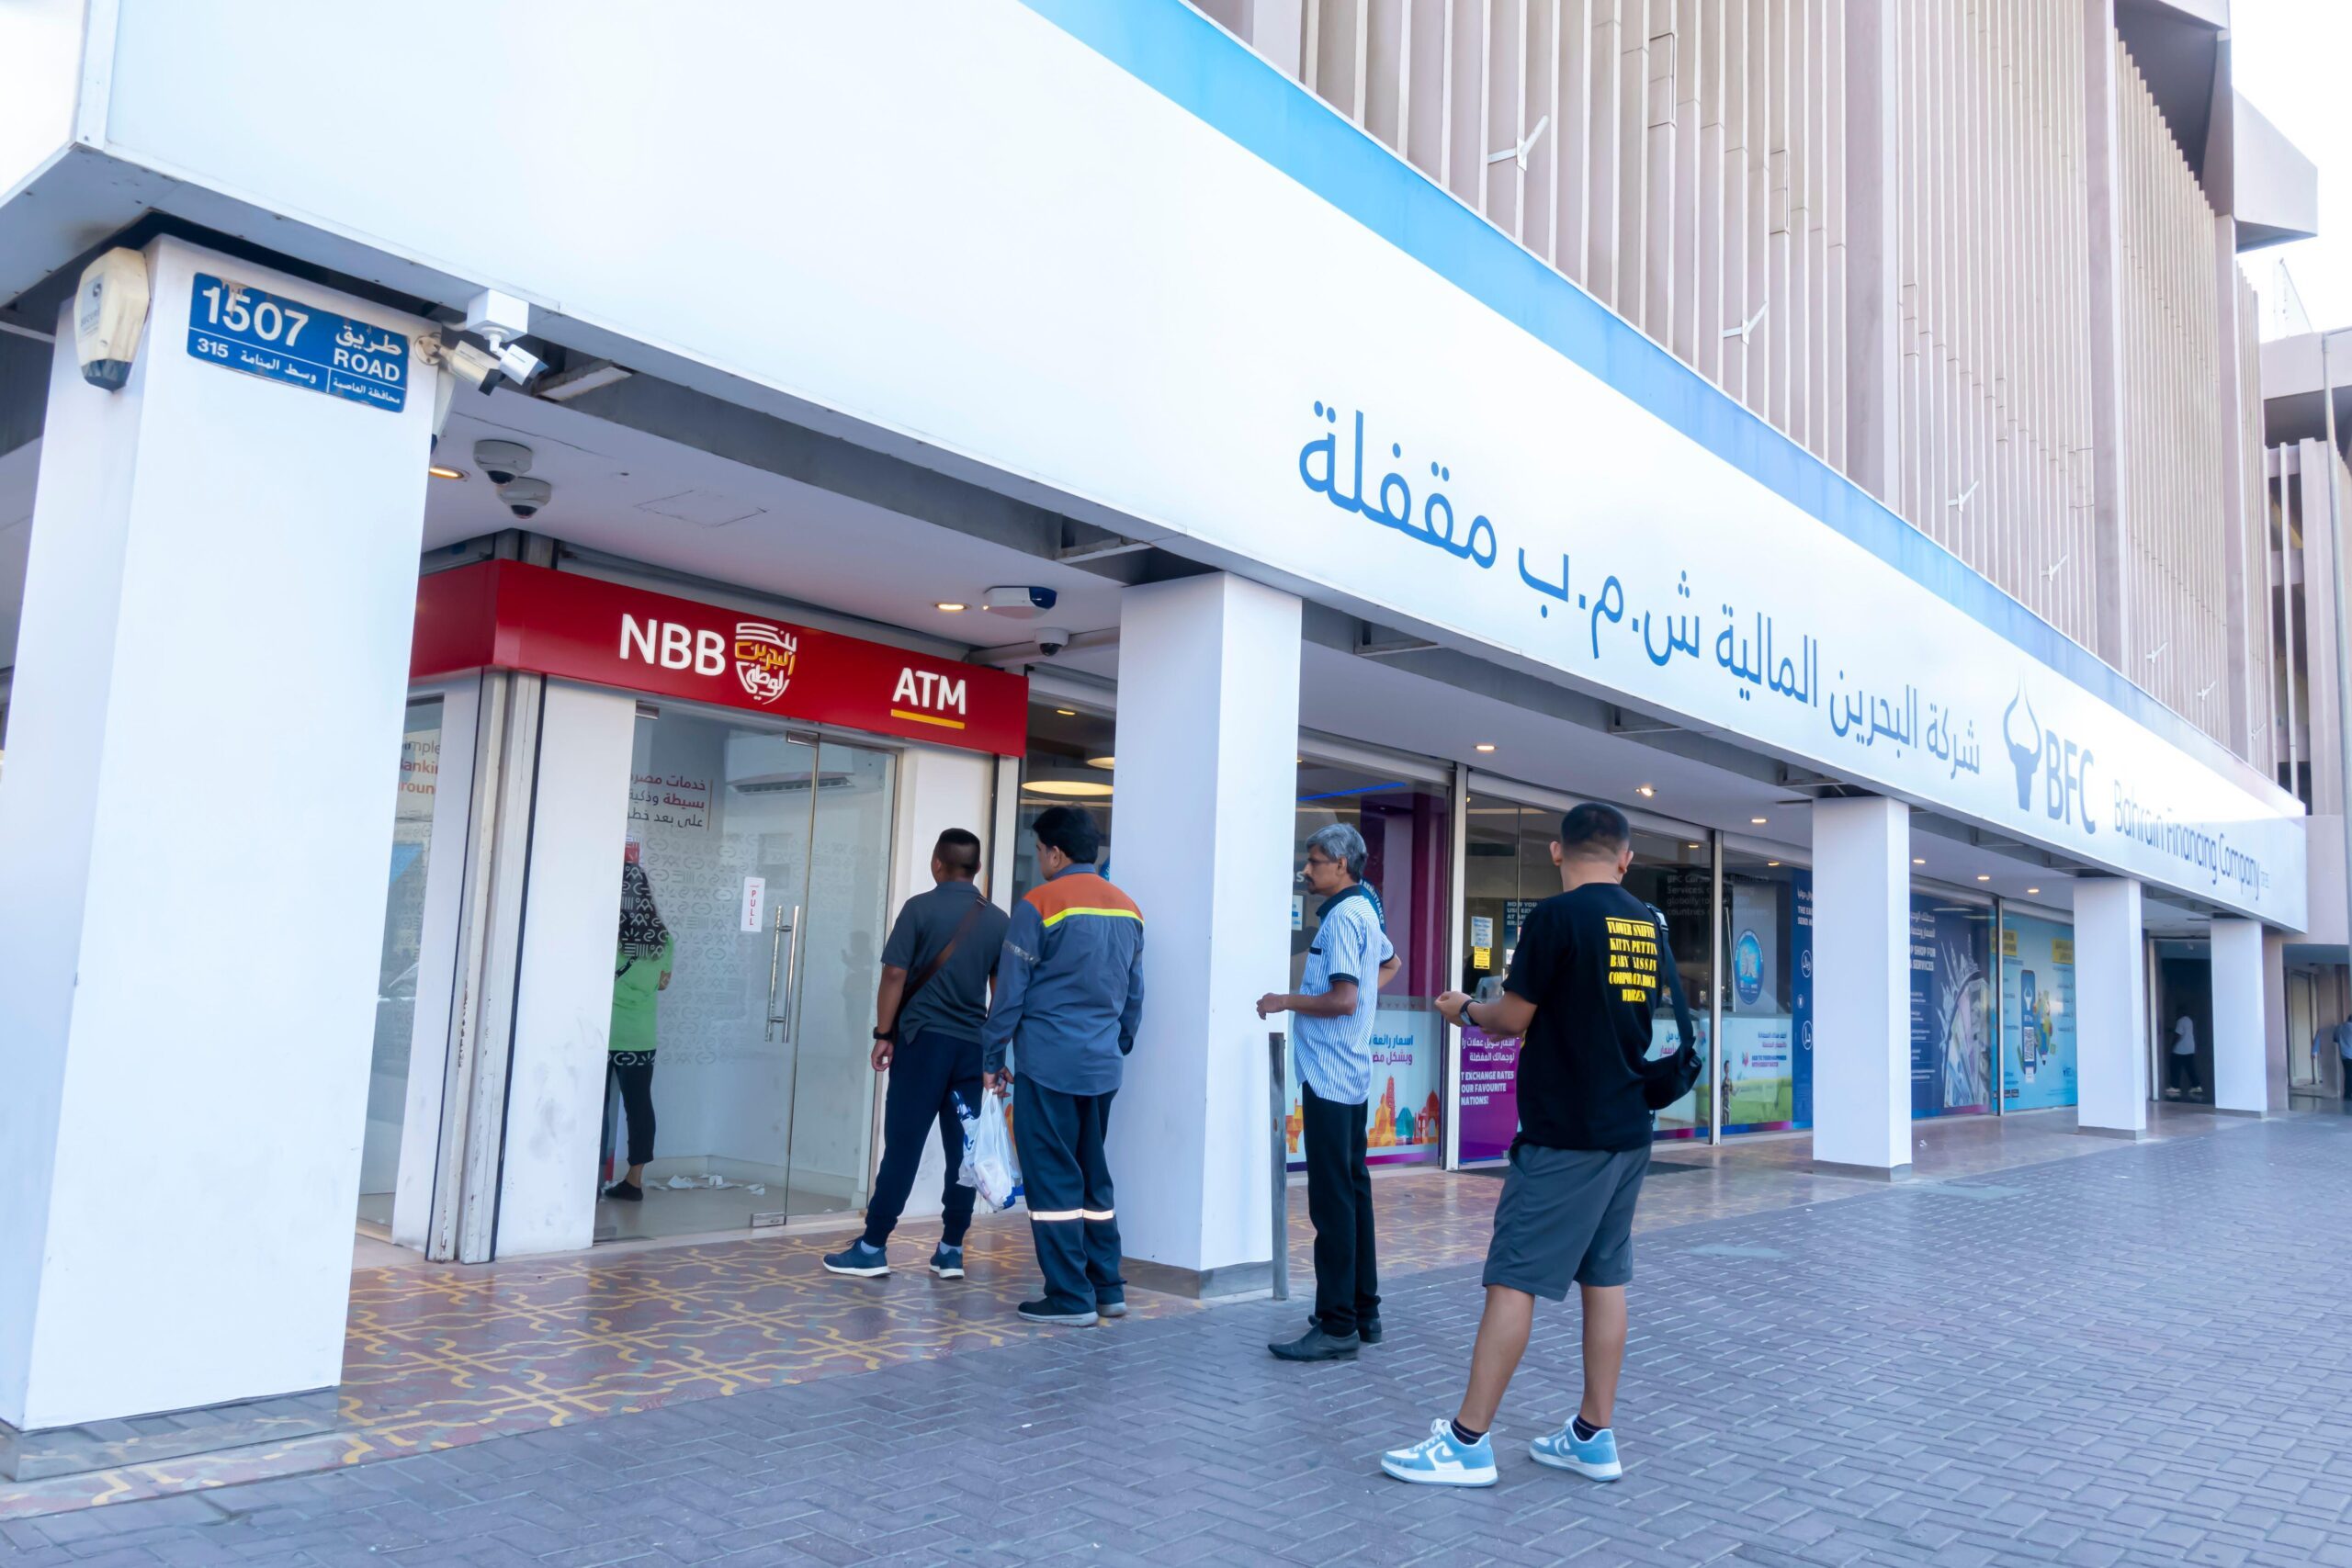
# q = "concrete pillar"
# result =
<box><xmin>0</xmin><ymin>238</ymin><xmax>434</xmax><ymax>1470</ymax></box>
<box><xmin>2075</xmin><ymin>877</ymin><xmax>2149</xmax><ymax>1135</ymax></box>
<box><xmin>1108</xmin><ymin>572</ymin><xmax>1301</xmax><ymax>1295</ymax></box>
<box><xmin>2209</xmin><ymin>919</ymin><xmax>2268</xmax><ymax>1115</ymax></box>
<box><xmin>1810</xmin><ymin>796</ymin><xmax>1911</xmax><ymax>1176</ymax></box>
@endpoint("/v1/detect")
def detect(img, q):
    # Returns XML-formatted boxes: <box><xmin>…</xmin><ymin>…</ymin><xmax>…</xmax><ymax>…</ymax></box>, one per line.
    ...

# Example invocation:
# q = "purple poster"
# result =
<box><xmin>1457</xmin><ymin>1027</ymin><xmax>1521</xmax><ymax>1163</ymax></box>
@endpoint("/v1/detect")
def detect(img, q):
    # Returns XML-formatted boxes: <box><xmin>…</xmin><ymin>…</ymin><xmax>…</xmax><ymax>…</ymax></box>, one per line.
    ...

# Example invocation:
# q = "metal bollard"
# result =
<box><xmin>1269</xmin><ymin>1030</ymin><xmax>1290</xmax><ymax>1302</ymax></box>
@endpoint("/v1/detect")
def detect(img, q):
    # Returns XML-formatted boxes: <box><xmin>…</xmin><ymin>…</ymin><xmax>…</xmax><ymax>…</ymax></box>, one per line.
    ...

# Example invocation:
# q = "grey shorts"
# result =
<box><xmin>1481</xmin><ymin>1144</ymin><xmax>1651</xmax><ymax>1299</ymax></box>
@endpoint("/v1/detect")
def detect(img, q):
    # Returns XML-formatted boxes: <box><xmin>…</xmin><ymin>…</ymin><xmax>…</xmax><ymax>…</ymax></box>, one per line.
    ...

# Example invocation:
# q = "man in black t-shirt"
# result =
<box><xmin>1380</xmin><ymin>803</ymin><xmax>1700</xmax><ymax>1489</ymax></box>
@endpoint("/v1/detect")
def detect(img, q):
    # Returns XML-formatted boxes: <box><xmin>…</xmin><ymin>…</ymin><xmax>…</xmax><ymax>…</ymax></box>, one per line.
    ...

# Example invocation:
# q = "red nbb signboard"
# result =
<box><xmin>412</xmin><ymin>562</ymin><xmax>1028</xmax><ymax>756</ymax></box>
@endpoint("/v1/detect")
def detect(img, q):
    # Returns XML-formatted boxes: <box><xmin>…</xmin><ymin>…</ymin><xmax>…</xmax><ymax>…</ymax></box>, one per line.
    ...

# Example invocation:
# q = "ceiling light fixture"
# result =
<box><xmin>934</xmin><ymin>601</ymin><xmax>967</xmax><ymax>613</ymax></box>
<box><xmin>1635</xmin><ymin>784</ymin><xmax>1656</xmax><ymax>797</ymax></box>
<box><xmin>1750</xmin><ymin>816</ymin><xmax>1768</xmax><ymax>825</ymax></box>
<box><xmin>1475</xmin><ymin>743</ymin><xmax>1497</xmax><ymax>752</ymax></box>
<box><xmin>1766</xmin><ymin>861</ymin><xmax>1781</xmax><ymax>867</ymax></box>
<box><xmin>2027</xmin><ymin>886</ymin><xmax>2041</xmax><ymax>895</ymax></box>
<box><xmin>1054</xmin><ymin>708</ymin><xmax>1077</xmax><ymax>716</ymax></box>
<box><xmin>1976</xmin><ymin>874</ymin><xmax>1992</xmax><ymax>882</ymax></box>
<box><xmin>427</xmin><ymin>465</ymin><xmax>465</xmax><ymax>480</ymax></box>
<box><xmin>1913</xmin><ymin>857</ymin><xmax>1926</xmax><ymax>865</ymax></box>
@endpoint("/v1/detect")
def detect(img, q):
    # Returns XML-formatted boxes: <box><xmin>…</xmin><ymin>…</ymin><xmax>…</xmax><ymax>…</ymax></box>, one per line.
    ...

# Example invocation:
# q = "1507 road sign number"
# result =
<box><xmin>185</xmin><ymin>272</ymin><xmax>409</xmax><ymax>413</ymax></box>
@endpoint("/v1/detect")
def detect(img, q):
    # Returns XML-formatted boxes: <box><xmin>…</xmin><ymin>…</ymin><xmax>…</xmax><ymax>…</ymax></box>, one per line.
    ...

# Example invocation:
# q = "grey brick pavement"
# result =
<box><xmin>9</xmin><ymin>1113</ymin><xmax>2352</xmax><ymax>1567</ymax></box>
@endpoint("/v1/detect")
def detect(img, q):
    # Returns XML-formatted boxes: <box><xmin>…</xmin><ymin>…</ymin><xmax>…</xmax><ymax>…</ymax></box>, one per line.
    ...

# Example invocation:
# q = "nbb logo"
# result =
<box><xmin>618</xmin><ymin>614</ymin><xmax>797</xmax><ymax>705</ymax></box>
<box><xmin>2000</xmin><ymin>687</ymin><xmax>2096</xmax><ymax>837</ymax></box>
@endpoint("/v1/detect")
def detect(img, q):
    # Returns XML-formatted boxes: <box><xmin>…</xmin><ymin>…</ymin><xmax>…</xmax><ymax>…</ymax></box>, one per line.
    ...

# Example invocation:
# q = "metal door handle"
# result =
<box><xmin>767</xmin><ymin>902</ymin><xmax>802</xmax><ymax>1042</ymax></box>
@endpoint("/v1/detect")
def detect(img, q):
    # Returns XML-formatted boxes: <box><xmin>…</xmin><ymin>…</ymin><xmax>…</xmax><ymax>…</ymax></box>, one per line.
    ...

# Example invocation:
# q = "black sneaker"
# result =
<box><xmin>1310</xmin><ymin>1313</ymin><xmax>1382</xmax><ymax>1344</ymax></box>
<box><xmin>603</xmin><ymin>1179</ymin><xmax>643</xmax><ymax>1202</ymax></box>
<box><xmin>1097</xmin><ymin>1297</ymin><xmax>1128</xmax><ymax>1319</ymax></box>
<box><xmin>1016</xmin><ymin>1298</ymin><xmax>1100</xmax><ymax>1325</ymax></box>
<box><xmin>1269</xmin><ymin>1326</ymin><xmax>1360</xmax><ymax>1361</ymax></box>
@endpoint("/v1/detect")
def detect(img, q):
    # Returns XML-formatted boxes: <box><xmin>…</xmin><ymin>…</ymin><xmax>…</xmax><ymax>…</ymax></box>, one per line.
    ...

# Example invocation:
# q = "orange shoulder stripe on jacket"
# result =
<box><xmin>1023</xmin><ymin>873</ymin><xmax>1143</xmax><ymax>922</ymax></box>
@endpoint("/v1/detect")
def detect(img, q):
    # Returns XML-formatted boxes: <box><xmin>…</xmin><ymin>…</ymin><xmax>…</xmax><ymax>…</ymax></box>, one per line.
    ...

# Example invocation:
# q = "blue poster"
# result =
<box><xmin>1909</xmin><ymin>895</ymin><xmax>1995</xmax><ymax>1117</ymax></box>
<box><xmin>1792</xmin><ymin>872</ymin><xmax>1814</xmax><ymax>1128</ymax></box>
<box><xmin>2000</xmin><ymin>914</ymin><xmax>2077</xmax><ymax>1110</ymax></box>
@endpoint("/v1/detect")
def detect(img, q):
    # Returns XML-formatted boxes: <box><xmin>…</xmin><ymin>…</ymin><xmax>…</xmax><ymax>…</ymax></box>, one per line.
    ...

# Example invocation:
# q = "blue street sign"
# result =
<box><xmin>185</xmin><ymin>272</ymin><xmax>408</xmax><ymax>412</ymax></box>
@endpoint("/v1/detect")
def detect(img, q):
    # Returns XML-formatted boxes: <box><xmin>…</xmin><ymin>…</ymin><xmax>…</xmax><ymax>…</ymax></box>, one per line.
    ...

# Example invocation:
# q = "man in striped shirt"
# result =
<box><xmin>981</xmin><ymin>806</ymin><xmax>1147</xmax><ymax>1325</ymax></box>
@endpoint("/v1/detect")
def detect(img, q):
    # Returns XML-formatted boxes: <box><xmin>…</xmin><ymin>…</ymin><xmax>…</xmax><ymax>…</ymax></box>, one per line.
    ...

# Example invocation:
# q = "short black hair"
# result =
<box><xmin>1558</xmin><ymin>802</ymin><xmax>1632</xmax><ymax>855</ymax></box>
<box><xmin>933</xmin><ymin>828</ymin><xmax>981</xmax><ymax>877</ymax></box>
<box><xmin>1032</xmin><ymin>805</ymin><xmax>1102</xmax><ymax>865</ymax></box>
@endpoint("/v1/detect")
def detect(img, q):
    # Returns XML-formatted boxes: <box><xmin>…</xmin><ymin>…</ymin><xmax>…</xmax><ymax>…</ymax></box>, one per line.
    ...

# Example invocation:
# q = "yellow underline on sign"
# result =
<box><xmin>889</xmin><ymin>708</ymin><xmax>967</xmax><ymax>729</ymax></box>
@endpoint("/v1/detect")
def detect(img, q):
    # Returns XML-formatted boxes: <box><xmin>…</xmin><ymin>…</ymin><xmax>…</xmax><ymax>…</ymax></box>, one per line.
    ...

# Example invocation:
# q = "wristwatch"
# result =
<box><xmin>872</xmin><ymin>1026</ymin><xmax>893</xmax><ymax>1041</ymax></box>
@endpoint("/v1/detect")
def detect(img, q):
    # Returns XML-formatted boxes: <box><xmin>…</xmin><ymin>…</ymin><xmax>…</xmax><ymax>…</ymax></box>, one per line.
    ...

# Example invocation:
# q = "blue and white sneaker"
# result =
<box><xmin>1530</xmin><ymin>1420</ymin><xmax>1622</xmax><ymax>1480</ymax></box>
<box><xmin>928</xmin><ymin>1244</ymin><xmax>965</xmax><ymax>1279</ymax></box>
<box><xmin>1380</xmin><ymin>1418</ymin><xmax>1498</xmax><ymax>1487</ymax></box>
<box><xmin>821</xmin><ymin>1239</ymin><xmax>889</xmax><ymax>1278</ymax></box>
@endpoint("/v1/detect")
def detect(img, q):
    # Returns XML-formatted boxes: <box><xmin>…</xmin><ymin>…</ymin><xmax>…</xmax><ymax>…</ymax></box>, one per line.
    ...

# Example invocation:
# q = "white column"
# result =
<box><xmin>1108</xmin><ymin>572</ymin><xmax>1301</xmax><ymax>1294</ymax></box>
<box><xmin>2075</xmin><ymin>877</ymin><xmax>2149</xmax><ymax>1135</ymax></box>
<box><xmin>0</xmin><ymin>239</ymin><xmax>433</xmax><ymax>1442</ymax></box>
<box><xmin>2208</xmin><ymin>918</ymin><xmax>2268</xmax><ymax>1116</ymax></box>
<box><xmin>1809</xmin><ymin>796</ymin><xmax>1911</xmax><ymax>1175</ymax></box>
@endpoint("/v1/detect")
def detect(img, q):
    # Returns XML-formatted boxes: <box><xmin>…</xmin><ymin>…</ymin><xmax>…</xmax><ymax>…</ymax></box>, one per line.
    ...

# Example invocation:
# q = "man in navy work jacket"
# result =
<box><xmin>982</xmin><ymin>806</ymin><xmax>1146</xmax><ymax>1326</ymax></box>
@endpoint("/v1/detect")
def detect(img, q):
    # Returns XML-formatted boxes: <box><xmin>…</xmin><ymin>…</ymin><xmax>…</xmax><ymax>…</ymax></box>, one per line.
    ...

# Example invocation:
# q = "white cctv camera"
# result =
<box><xmin>499</xmin><ymin>477</ymin><xmax>551</xmax><ymax>520</ymax></box>
<box><xmin>1034</xmin><ymin>626</ymin><xmax>1072</xmax><ymax>658</ymax></box>
<box><xmin>474</xmin><ymin>440</ymin><xmax>533</xmax><ymax>486</ymax></box>
<box><xmin>983</xmin><ymin>585</ymin><xmax>1060</xmax><ymax>620</ymax></box>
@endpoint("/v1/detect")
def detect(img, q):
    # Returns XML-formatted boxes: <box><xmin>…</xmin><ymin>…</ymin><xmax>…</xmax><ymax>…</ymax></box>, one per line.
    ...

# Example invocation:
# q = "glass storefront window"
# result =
<box><xmin>359</xmin><ymin>698</ymin><xmax>444</xmax><ymax>1229</ymax></box>
<box><xmin>1013</xmin><ymin>704</ymin><xmax>1117</xmax><ymax>895</ymax></box>
<box><xmin>1998</xmin><ymin>908</ymin><xmax>2077</xmax><ymax>1111</ymax></box>
<box><xmin>1460</xmin><ymin>798</ymin><xmax>1711</xmax><ymax>1151</ymax></box>
<box><xmin>1910</xmin><ymin>889</ymin><xmax>1995</xmax><ymax>1118</ymax></box>
<box><xmin>1283</xmin><ymin>762</ymin><xmax>1452</xmax><ymax>1167</ymax></box>
<box><xmin>1718</xmin><ymin>851</ymin><xmax>1808</xmax><ymax>1134</ymax></box>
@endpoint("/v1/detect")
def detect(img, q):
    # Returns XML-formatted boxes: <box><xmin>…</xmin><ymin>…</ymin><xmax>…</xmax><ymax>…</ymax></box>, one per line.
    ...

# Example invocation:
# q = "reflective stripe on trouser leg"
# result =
<box><xmin>1029</xmin><ymin>1209</ymin><xmax>1085</xmax><ymax>1222</ymax></box>
<box><xmin>1014</xmin><ymin>1078</ymin><xmax>1098</xmax><ymax>1312</ymax></box>
<box><xmin>1080</xmin><ymin>1209</ymin><xmax>1114</xmax><ymax>1221</ymax></box>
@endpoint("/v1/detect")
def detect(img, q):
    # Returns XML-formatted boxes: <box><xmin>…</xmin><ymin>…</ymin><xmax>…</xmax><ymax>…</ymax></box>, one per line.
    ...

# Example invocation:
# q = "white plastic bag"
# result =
<box><xmin>957</xmin><ymin>1088</ymin><xmax>1023</xmax><ymax>1213</ymax></box>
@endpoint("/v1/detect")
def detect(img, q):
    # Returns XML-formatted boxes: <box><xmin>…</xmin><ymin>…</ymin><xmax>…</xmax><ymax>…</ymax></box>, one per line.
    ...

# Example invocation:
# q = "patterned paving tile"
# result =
<box><xmin>0</xmin><ymin>1104</ymin><xmax>2240</xmax><ymax>1523</ymax></box>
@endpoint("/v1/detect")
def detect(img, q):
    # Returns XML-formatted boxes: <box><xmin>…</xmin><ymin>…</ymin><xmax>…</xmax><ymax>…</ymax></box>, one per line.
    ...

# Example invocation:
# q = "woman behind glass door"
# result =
<box><xmin>605</xmin><ymin>856</ymin><xmax>673</xmax><ymax>1201</ymax></box>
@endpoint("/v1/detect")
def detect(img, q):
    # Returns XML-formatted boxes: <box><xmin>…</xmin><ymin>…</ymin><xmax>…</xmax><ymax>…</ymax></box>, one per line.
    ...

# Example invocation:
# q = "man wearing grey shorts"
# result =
<box><xmin>1380</xmin><ymin>803</ymin><xmax>1701</xmax><ymax>1488</ymax></box>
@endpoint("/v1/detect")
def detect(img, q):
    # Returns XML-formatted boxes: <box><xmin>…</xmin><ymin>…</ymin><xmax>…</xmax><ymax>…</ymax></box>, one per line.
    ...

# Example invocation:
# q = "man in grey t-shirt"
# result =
<box><xmin>824</xmin><ymin>829</ymin><xmax>1010</xmax><ymax>1280</ymax></box>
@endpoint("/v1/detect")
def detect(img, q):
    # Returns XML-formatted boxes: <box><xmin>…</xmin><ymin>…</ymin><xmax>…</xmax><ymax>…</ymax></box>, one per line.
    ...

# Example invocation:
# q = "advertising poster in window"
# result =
<box><xmin>1721</xmin><ymin>879</ymin><xmax>1796</xmax><ymax>1131</ymax></box>
<box><xmin>2000</xmin><ymin>914</ymin><xmax>2077</xmax><ymax>1110</ymax></box>
<box><xmin>1284</xmin><ymin>998</ymin><xmax>1443</xmax><ymax>1168</ymax></box>
<box><xmin>1910</xmin><ymin>895</ymin><xmax>1995</xmax><ymax>1117</ymax></box>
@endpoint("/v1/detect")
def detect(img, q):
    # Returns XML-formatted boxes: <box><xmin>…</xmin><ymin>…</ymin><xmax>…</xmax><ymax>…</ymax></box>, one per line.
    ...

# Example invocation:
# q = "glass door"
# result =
<box><xmin>359</xmin><ymin>698</ymin><xmax>446</xmax><ymax>1232</ymax></box>
<box><xmin>598</xmin><ymin>710</ymin><xmax>897</xmax><ymax>1239</ymax></box>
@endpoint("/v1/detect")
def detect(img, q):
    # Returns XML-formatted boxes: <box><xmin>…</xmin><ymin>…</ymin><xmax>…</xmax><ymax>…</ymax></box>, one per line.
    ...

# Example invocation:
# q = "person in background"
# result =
<box><xmin>2334</xmin><ymin>1012</ymin><xmax>2352</xmax><ymax>1103</ymax></box>
<box><xmin>1383</xmin><ymin>803</ymin><xmax>1700</xmax><ymax>1488</ymax></box>
<box><xmin>2166</xmin><ymin>1008</ymin><xmax>2200</xmax><ymax>1100</ymax></box>
<box><xmin>981</xmin><ymin>806</ymin><xmax>1146</xmax><ymax>1326</ymax></box>
<box><xmin>1256</xmin><ymin>823</ymin><xmax>1401</xmax><ymax>1362</ymax></box>
<box><xmin>604</xmin><ymin>859</ymin><xmax>673</xmax><ymax>1202</ymax></box>
<box><xmin>824</xmin><ymin>829</ymin><xmax>1009</xmax><ymax>1280</ymax></box>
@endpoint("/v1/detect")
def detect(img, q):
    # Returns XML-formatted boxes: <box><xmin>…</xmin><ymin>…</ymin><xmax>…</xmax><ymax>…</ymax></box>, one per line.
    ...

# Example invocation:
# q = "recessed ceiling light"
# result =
<box><xmin>1913</xmin><ymin>858</ymin><xmax>1926</xmax><ymax>865</ymax></box>
<box><xmin>1635</xmin><ymin>784</ymin><xmax>1656</xmax><ymax>797</ymax></box>
<box><xmin>1054</xmin><ymin>708</ymin><xmax>1077</xmax><ymax>716</ymax></box>
<box><xmin>427</xmin><ymin>465</ymin><xmax>465</xmax><ymax>480</ymax></box>
<box><xmin>1766</xmin><ymin>861</ymin><xmax>1781</xmax><ymax>867</ymax></box>
<box><xmin>1021</xmin><ymin>779</ymin><xmax>1114</xmax><ymax>798</ymax></box>
<box><xmin>1687</xmin><ymin>842</ymin><xmax>1702</xmax><ymax>851</ymax></box>
<box><xmin>1475</xmin><ymin>743</ymin><xmax>1497</xmax><ymax>752</ymax></box>
<box><xmin>1750</xmin><ymin>817</ymin><xmax>1768</xmax><ymax>825</ymax></box>
<box><xmin>1976</xmin><ymin>874</ymin><xmax>1992</xmax><ymax>882</ymax></box>
<box><xmin>1085</xmin><ymin>755</ymin><xmax>1114</xmax><ymax>770</ymax></box>
<box><xmin>934</xmin><ymin>601</ymin><xmax>967</xmax><ymax>612</ymax></box>
<box><xmin>2027</xmin><ymin>886</ymin><xmax>2041</xmax><ymax>895</ymax></box>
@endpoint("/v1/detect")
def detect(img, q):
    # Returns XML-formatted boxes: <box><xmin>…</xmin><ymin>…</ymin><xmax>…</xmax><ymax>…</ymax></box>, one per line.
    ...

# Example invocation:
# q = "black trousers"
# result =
<box><xmin>607</xmin><ymin>1053</ymin><xmax>656</xmax><ymax>1168</ymax></box>
<box><xmin>2166</xmin><ymin>1054</ymin><xmax>2201</xmax><ymax>1096</ymax></box>
<box><xmin>1014</xmin><ymin>1079</ymin><xmax>1123</xmax><ymax>1313</ymax></box>
<box><xmin>862</xmin><ymin>1032</ymin><xmax>985</xmax><ymax>1248</ymax></box>
<box><xmin>1301</xmin><ymin>1079</ymin><xmax>1380</xmax><ymax>1336</ymax></box>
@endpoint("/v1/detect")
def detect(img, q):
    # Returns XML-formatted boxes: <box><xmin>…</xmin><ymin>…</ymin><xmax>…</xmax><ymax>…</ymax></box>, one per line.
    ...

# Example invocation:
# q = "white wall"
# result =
<box><xmin>2075</xmin><ymin>878</ymin><xmax>2150</xmax><ymax>1135</ymax></box>
<box><xmin>885</xmin><ymin>745</ymin><xmax>996</xmax><ymax>1224</ymax></box>
<box><xmin>2209</xmin><ymin>918</ymin><xmax>2267</xmax><ymax>1114</ymax></box>
<box><xmin>0</xmin><ymin>0</ymin><xmax>81</xmax><ymax>201</ymax></box>
<box><xmin>0</xmin><ymin>238</ymin><xmax>433</xmax><ymax>1428</ymax></box>
<box><xmin>1811</xmin><ymin>797</ymin><xmax>1913</xmax><ymax>1172</ymax></box>
<box><xmin>493</xmin><ymin>681</ymin><xmax>635</xmax><ymax>1258</ymax></box>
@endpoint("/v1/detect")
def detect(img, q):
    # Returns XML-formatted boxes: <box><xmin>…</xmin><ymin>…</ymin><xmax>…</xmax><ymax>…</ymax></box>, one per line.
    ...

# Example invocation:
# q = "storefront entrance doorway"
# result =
<box><xmin>598</xmin><ymin>707</ymin><xmax>898</xmax><ymax>1240</ymax></box>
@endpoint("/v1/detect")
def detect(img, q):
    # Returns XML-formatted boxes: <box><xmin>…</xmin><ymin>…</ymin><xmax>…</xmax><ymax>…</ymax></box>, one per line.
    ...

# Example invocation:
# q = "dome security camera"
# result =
<box><xmin>474</xmin><ymin>440</ymin><xmax>533</xmax><ymax>487</ymax></box>
<box><xmin>500</xmin><ymin>476</ymin><xmax>552</xmax><ymax>520</ymax></box>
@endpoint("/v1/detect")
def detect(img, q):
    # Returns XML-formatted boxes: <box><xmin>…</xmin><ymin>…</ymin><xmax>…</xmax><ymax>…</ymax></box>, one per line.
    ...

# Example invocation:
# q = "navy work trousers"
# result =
<box><xmin>1014</xmin><ymin>1078</ymin><xmax>1124</xmax><ymax>1314</ymax></box>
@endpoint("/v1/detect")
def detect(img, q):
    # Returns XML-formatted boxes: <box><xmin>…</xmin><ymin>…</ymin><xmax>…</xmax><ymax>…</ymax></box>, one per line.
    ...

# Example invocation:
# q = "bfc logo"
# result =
<box><xmin>2001</xmin><ymin>685</ymin><xmax>2096</xmax><ymax>837</ymax></box>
